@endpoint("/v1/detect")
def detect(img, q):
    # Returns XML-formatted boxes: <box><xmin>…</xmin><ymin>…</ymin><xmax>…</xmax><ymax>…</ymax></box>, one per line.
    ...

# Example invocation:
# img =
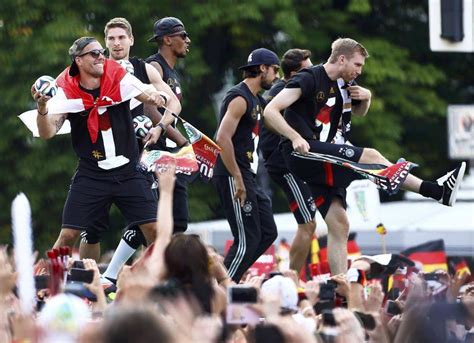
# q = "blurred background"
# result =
<box><xmin>0</xmin><ymin>0</ymin><xmax>471</xmax><ymax>253</ymax></box>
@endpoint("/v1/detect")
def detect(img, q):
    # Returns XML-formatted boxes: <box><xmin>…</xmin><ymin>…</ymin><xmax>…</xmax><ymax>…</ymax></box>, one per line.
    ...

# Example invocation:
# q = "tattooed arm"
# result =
<box><xmin>32</xmin><ymin>85</ymin><xmax>67</xmax><ymax>139</ymax></box>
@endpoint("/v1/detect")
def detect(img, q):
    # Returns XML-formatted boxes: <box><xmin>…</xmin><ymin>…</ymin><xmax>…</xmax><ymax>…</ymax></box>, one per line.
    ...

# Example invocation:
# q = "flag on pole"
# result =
<box><xmin>139</xmin><ymin>144</ymin><xmax>198</xmax><ymax>175</ymax></box>
<box><xmin>401</xmin><ymin>239</ymin><xmax>448</xmax><ymax>272</ymax></box>
<box><xmin>291</xmin><ymin>151</ymin><xmax>417</xmax><ymax>195</ymax></box>
<box><xmin>181</xmin><ymin>120</ymin><xmax>221</xmax><ymax>181</ymax></box>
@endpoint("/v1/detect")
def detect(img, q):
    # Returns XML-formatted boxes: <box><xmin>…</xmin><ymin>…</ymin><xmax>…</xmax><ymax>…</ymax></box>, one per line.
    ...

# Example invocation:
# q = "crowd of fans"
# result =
<box><xmin>1</xmin><ymin>167</ymin><xmax>473</xmax><ymax>343</ymax></box>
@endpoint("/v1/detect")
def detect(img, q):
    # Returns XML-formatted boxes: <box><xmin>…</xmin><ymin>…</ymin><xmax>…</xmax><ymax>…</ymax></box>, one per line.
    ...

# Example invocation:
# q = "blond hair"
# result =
<box><xmin>104</xmin><ymin>17</ymin><xmax>133</xmax><ymax>38</ymax></box>
<box><xmin>328</xmin><ymin>38</ymin><xmax>369</xmax><ymax>63</ymax></box>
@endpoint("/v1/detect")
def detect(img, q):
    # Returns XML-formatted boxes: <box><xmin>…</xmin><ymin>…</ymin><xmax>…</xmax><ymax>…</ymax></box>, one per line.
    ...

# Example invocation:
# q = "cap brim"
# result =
<box><xmin>69</xmin><ymin>61</ymin><xmax>79</xmax><ymax>76</ymax></box>
<box><xmin>238</xmin><ymin>63</ymin><xmax>260</xmax><ymax>70</ymax></box>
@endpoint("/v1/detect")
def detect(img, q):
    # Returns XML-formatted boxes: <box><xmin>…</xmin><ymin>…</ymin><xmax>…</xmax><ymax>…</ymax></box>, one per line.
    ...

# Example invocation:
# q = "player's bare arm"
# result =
<box><xmin>144</xmin><ymin>63</ymin><xmax>188</xmax><ymax>147</ymax></box>
<box><xmin>263</xmin><ymin>87</ymin><xmax>310</xmax><ymax>154</ymax></box>
<box><xmin>215</xmin><ymin>96</ymin><xmax>247</xmax><ymax>206</ymax></box>
<box><xmin>349</xmin><ymin>85</ymin><xmax>371</xmax><ymax>116</ymax></box>
<box><xmin>32</xmin><ymin>86</ymin><xmax>67</xmax><ymax>139</ymax></box>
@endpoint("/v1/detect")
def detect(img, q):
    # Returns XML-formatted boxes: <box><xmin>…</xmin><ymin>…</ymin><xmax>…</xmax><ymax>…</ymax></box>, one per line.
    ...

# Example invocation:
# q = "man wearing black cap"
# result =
<box><xmin>146</xmin><ymin>16</ymin><xmax>192</xmax><ymax>234</ymax></box>
<box><xmin>33</xmin><ymin>36</ymin><xmax>175</xmax><ymax>251</ymax></box>
<box><xmin>213</xmin><ymin>48</ymin><xmax>280</xmax><ymax>282</ymax></box>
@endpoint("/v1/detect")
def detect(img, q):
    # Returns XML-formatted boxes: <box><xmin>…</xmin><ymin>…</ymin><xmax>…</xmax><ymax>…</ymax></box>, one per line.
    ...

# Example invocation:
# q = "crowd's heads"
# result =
<box><xmin>148</xmin><ymin>16</ymin><xmax>186</xmax><ymax>42</ymax></box>
<box><xmin>328</xmin><ymin>37</ymin><xmax>369</xmax><ymax>63</ymax></box>
<box><xmin>281</xmin><ymin>48</ymin><xmax>312</xmax><ymax>79</ymax></box>
<box><xmin>37</xmin><ymin>294</ymin><xmax>91</xmax><ymax>343</ymax></box>
<box><xmin>100</xmin><ymin>305</ymin><xmax>173</xmax><ymax>343</ymax></box>
<box><xmin>104</xmin><ymin>17</ymin><xmax>133</xmax><ymax>39</ymax></box>
<box><xmin>68</xmin><ymin>37</ymin><xmax>99</xmax><ymax>76</ymax></box>
<box><xmin>261</xmin><ymin>275</ymin><xmax>298</xmax><ymax>314</ymax></box>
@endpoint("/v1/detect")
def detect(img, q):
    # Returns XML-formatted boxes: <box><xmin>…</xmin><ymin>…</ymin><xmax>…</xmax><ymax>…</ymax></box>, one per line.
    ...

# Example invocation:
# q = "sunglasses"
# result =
<box><xmin>78</xmin><ymin>48</ymin><xmax>107</xmax><ymax>59</ymax></box>
<box><xmin>168</xmin><ymin>31</ymin><xmax>189</xmax><ymax>40</ymax></box>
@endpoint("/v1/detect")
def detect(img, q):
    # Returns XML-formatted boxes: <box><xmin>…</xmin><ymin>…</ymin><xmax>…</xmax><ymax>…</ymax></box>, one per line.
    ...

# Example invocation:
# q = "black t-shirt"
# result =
<box><xmin>68</xmin><ymin>86</ymin><xmax>138</xmax><ymax>177</ymax></box>
<box><xmin>145</xmin><ymin>52</ymin><xmax>182</xmax><ymax>100</ymax></box>
<box><xmin>129</xmin><ymin>57</ymin><xmax>151</xmax><ymax>118</ymax></box>
<box><xmin>260</xmin><ymin>79</ymin><xmax>287</xmax><ymax>173</ymax></box>
<box><xmin>214</xmin><ymin>82</ymin><xmax>265</xmax><ymax>176</ymax></box>
<box><xmin>285</xmin><ymin>64</ymin><xmax>358</xmax><ymax>144</ymax></box>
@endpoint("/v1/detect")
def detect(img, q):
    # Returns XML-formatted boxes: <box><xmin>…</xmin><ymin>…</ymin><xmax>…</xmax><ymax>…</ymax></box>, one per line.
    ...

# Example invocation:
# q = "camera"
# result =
<box><xmin>226</xmin><ymin>286</ymin><xmax>259</xmax><ymax>325</ymax></box>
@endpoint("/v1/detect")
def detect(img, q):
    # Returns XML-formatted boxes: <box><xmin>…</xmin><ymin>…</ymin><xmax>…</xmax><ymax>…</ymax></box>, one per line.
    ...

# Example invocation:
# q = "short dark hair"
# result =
<box><xmin>242</xmin><ymin>65</ymin><xmax>263</xmax><ymax>79</ymax></box>
<box><xmin>281</xmin><ymin>49</ymin><xmax>312</xmax><ymax>79</ymax></box>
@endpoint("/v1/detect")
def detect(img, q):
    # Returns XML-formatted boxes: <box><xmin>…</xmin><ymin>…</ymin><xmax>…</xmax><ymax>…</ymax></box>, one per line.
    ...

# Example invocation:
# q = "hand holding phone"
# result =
<box><xmin>226</xmin><ymin>286</ymin><xmax>259</xmax><ymax>325</ymax></box>
<box><xmin>68</xmin><ymin>268</ymin><xmax>94</xmax><ymax>284</ymax></box>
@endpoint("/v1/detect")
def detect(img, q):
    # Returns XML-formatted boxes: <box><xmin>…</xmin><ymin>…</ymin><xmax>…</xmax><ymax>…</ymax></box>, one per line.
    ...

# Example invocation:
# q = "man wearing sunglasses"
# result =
<box><xmin>33</xmin><ymin>36</ymin><xmax>175</xmax><ymax>253</ymax></box>
<box><xmin>77</xmin><ymin>18</ymin><xmax>188</xmax><ymax>272</ymax></box>
<box><xmin>213</xmin><ymin>48</ymin><xmax>280</xmax><ymax>282</ymax></box>
<box><xmin>145</xmin><ymin>17</ymin><xmax>193</xmax><ymax>236</ymax></box>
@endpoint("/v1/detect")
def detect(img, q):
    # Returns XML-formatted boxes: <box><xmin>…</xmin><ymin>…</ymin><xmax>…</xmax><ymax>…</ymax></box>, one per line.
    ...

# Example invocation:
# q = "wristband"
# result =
<box><xmin>156</xmin><ymin>122</ymin><xmax>167</xmax><ymax>136</ymax></box>
<box><xmin>346</xmin><ymin>268</ymin><xmax>366</xmax><ymax>286</ymax></box>
<box><xmin>159</xmin><ymin>94</ymin><xmax>168</xmax><ymax>105</ymax></box>
<box><xmin>37</xmin><ymin>108</ymin><xmax>48</xmax><ymax>116</ymax></box>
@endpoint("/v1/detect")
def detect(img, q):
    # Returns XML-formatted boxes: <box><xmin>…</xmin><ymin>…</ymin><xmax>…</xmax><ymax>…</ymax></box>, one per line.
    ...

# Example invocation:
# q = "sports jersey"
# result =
<box><xmin>145</xmin><ymin>53</ymin><xmax>182</xmax><ymax>100</ymax></box>
<box><xmin>214</xmin><ymin>82</ymin><xmax>265</xmax><ymax>176</ymax></box>
<box><xmin>68</xmin><ymin>86</ymin><xmax>138</xmax><ymax>177</ymax></box>
<box><xmin>285</xmin><ymin>64</ymin><xmax>360</xmax><ymax>144</ymax></box>
<box><xmin>129</xmin><ymin>57</ymin><xmax>150</xmax><ymax>118</ymax></box>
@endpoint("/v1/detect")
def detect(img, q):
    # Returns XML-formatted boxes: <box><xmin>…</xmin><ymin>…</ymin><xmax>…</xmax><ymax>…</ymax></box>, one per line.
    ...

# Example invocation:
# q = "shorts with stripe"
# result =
<box><xmin>213</xmin><ymin>172</ymin><xmax>278</xmax><ymax>282</ymax></box>
<box><xmin>268</xmin><ymin>171</ymin><xmax>316</xmax><ymax>224</ymax></box>
<box><xmin>281</xmin><ymin>140</ymin><xmax>363</xmax><ymax>218</ymax></box>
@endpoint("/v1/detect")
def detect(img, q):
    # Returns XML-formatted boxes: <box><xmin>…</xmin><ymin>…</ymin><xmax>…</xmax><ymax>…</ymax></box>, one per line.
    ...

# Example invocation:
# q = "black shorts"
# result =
<box><xmin>62</xmin><ymin>170</ymin><xmax>157</xmax><ymax>233</ymax></box>
<box><xmin>268</xmin><ymin>171</ymin><xmax>316</xmax><ymax>224</ymax></box>
<box><xmin>281</xmin><ymin>140</ymin><xmax>363</xmax><ymax>217</ymax></box>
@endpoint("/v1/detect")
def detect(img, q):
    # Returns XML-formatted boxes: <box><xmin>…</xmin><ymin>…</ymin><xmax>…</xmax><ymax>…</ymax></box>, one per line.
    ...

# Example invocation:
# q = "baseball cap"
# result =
<box><xmin>148</xmin><ymin>17</ymin><xmax>185</xmax><ymax>42</ymax></box>
<box><xmin>239</xmin><ymin>48</ymin><xmax>280</xmax><ymax>70</ymax></box>
<box><xmin>68</xmin><ymin>37</ymin><xmax>97</xmax><ymax>76</ymax></box>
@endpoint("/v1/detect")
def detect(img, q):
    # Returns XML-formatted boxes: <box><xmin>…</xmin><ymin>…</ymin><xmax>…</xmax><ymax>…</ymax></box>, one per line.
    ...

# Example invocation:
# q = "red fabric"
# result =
<box><xmin>289</xmin><ymin>201</ymin><xmax>298</xmax><ymax>212</ymax></box>
<box><xmin>323</xmin><ymin>162</ymin><xmax>334</xmax><ymax>186</ymax></box>
<box><xmin>56</xmin><ymin>60</ymin><xmax>127</xmax><ymax>143</ymax></box>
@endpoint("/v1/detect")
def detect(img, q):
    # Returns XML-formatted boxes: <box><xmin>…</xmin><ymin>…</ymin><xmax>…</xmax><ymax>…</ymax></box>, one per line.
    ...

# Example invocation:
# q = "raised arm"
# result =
<box><xmin>263</xmin><ymin>87</ymin><xmax>310</xmax><ymax>154</ymax></box>
<box><xmin>143</xmin><ymin>63</ymin><xmax>188</xmax><ymax>147</ymax></box>
<box><xmin>148</xmin><ymin>164</ymin><xmax>176</xmax><ymax>281</ymax></box>
<box><xmin>215</xmin><ymin>96</ymin><xmax>247</xmax><ymax>206</ymax></box>
<box><xmin>32</xmin><ymin>85</ymin><xmax>67</xmax><ymax>139</ymax></box>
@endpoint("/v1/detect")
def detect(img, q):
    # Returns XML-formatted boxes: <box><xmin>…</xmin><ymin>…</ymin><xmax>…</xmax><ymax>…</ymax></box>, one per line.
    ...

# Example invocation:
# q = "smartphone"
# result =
<box><xmin>64</xmin><ymin>282</ymin><xmax>97</xmax><ymax>302</ymax></box>
<box><xmin>385</xmin><ymin>300</ymin><xmax>401</xmax><ymax>316</ymax></box>
<box><xmin>228</xmin><ymin>286</ymin><xmax>258</xmax><ymax>303</ymax></box>
<box><xmin>321</xmin><ymin>309</ymin><xmax>337</xmax><ymax>326</ymax></box>
<box><xmin>226</xmin><ymin>286</ymin><xmax>259</xmax><ymax>325</ymax></box>
<box><xmin>68</xmin><ymin>268</ymin><xmax>94</xmax><ymax>283</ymax></box>
<box><xmin>319</xmin><ymin>283</ymin><xmax>336</xmax><ymax>301</ymax></box>
<box><xmin>423</xmin><ymin>273</ymin><xmax>440</xmax><ymax>281</ymax></box>
<box><xmin>72</xmin><ymin>260</ymin><xmax>85</xmax><ymax>269</ymax></box>
<box><xmin>354</xmin><ymin>311</ymin><xmax>376</xmax><ymax>330</ymax></box>
<box><xmin>34</xmin><ymin>275</ymin><xmax>50</xmax><ymax>290</ymax></box>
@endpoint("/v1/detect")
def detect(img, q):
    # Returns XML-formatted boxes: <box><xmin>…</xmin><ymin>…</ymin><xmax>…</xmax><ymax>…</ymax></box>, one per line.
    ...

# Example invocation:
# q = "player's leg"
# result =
<box><xmin>213</xmin><ymin>175</ymin><xmax>262</xmax><ymax>282</ymax></box>
<box><xmin>115</xmin><ymin>173</ymin><xmax>158</xmax><ymax>245</ymax></box>
<box><xmin>57</xmin><ymin>172</ymin><xmax>111</xmax><ymax>250</ymax></box>
<box><xmin>322</xmin><ymin>197</ymin><xmax>349</xmax><ymax>275</ymax></box>
<box><xmin>269</xmin><ymin>171</ymin><xmax>317</xmax><ymax>272</ymax></box>
<box><xmin>252</xmin><ymin>185</ymin><xmax>278</xmax><ymax>260</ymax></box>
<box><xmin>359</xmin><ymin>148</ymin><xmax>466</xmax><ymax>205</ymax></box>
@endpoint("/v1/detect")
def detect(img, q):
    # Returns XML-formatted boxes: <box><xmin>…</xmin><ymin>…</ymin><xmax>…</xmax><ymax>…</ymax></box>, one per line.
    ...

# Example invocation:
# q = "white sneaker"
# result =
<box><xmin>437</xmin><ymin>162</ymin><xmax>466</xmax><ymax>206</ymax></box>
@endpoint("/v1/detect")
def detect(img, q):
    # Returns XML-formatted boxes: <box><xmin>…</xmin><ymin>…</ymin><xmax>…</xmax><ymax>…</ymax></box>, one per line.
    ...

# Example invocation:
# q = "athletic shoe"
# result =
<box><xmin>437</xmin><ymin>162</ymin><xmax>466</xmax><ymax>206</ymax></box>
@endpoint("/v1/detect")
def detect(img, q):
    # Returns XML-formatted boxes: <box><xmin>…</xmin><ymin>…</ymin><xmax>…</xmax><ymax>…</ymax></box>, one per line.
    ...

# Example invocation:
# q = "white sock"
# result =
<box><xmin>103</xmin><ymin>239</ymin><xmax>136</xmax><ymax>280</ymax></box>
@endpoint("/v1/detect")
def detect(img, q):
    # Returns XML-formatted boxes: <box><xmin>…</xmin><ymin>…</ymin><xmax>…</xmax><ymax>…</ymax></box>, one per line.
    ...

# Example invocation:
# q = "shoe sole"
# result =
<box><xmin>448</xmin><ymin>161</ymin><xmax>466</xmax><ymax>206</ymax></box>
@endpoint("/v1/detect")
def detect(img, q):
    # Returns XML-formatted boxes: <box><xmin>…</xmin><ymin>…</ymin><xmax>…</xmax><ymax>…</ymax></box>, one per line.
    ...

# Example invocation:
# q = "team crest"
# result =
<box><xmin>243</xmin><ymin>202</ymin><xmax>253</xmax><ymax>213</ymax></box>
<box><xmin>316</xmin><ymin>91</ymin><xmax>325</xmax><ymax>102</ymax></box>
<box><xmin>92</xmin><ymin>150</ymin><xmax>103</xmax><ymax>159</ymax></box>
<box><xmin>329</xmin><ymin>87</ymin><xmax>335</xmax><ymax>94</ymax></box>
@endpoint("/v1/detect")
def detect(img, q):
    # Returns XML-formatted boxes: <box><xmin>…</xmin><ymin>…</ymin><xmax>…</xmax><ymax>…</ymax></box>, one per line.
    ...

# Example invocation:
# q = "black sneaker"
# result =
<box><xmin>437</xmin><ymin>162</ymin><xmax>466</xmax><ymax>206</ymax></box>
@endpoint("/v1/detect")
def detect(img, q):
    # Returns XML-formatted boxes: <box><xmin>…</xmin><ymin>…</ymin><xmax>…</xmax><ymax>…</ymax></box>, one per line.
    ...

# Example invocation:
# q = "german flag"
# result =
<box><xmin>449</xmin><ymin>256</ymin><xmax>471</xmax><ymax>276</ymax></box>
<box><xmin>318</xmin><ymin>232</ymin><xmax>361</xmax><ymax>262</ymax></box>
<box><xmin>401</xmin><ymin>239</ymin><xmax>448</xmax><ymax>272</ymax></box>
